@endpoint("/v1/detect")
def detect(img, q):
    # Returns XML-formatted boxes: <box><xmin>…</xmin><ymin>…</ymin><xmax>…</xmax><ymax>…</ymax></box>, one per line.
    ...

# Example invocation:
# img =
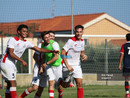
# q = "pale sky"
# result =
<box><xmin>0</xmin><ymin>0</ymin><xmax>130</xmax><ymax>26</ymax></box>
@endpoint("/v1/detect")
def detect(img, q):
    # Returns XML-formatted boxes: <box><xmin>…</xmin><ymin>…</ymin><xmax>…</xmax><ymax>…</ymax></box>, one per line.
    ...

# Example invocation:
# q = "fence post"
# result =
<box><xmin>28</xmin><ymin>49</ymin><xmax>32</xmax><ymax>74</ymax></box>
<box><xmin>105</xmin><ymin>39</ymin><xmax>108</xmax><ymax>85</ymax></box>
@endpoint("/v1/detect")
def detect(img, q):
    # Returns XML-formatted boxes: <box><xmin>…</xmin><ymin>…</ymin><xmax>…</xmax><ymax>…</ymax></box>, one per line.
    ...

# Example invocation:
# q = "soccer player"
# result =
<box><xmin>119</xmin><ymin>33</ymin><xmax>130</xmax><ymax>98</ymax></box>
<box><xmin>19</xmin><ymin>32</ymin><xmax>47</xmax><ymax>98</ymax></box>
<box><xmin>49</xmin><ymin>30</ymin><xmax>75</xmax><ymax>88</ymax></box>
<box><xmin>48</xmin><ymin>30</ymin><xmax>63</xmax><ymax>98</ymax></box>
<box><xmin>20</xmin><ymin>31</ymin><xmax>63</xmax><ymax>98</ymax></box>
<box><xmin>48</xmin><ymin>30</ymin><xmax>55</xmax><ymax>40</ymax></box>
<box><xmin>0</xmin><ymin>24</ymin><xmax>58</xmax><ymax>98</ymax></box>
<box><xmin>61</xmin><ymin>25</ymin><xmax>87</xmax><ymax>98</ymax></box>
<box><xmin>39</xmin><ymin>31</ymin><xmax>62</xmax><ymax>98</ymax></box>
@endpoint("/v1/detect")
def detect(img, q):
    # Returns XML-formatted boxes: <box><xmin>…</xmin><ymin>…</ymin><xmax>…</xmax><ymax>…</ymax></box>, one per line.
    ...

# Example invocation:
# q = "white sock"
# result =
<box><xmin>126</xmin><ymin>91</ymin><xmax>129</xmax><ymax>94</ymax></box>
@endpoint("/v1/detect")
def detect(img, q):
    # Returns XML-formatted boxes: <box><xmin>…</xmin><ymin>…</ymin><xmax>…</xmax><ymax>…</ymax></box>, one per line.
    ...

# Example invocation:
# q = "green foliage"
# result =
<box><xmin>4</xmin><ymin>33</ymin><xmax>8</xmax><ymax>36</ymax></box>
<box><xmin>4</xmin><ymin>33</ymin><xmax>16</xmax><ymax>37</ymax></box>
<box><xmin>0</xmin><ymin>31</ymin><xmax>3</xmax><ymax>35</ymax></box>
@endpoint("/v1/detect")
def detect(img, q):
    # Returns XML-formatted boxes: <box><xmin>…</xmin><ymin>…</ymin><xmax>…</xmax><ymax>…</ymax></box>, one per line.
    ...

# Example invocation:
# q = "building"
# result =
<box><xmin>0</xmin><ymin>12</ymin><xmax>129</xmax><ymax>45</ymax></box>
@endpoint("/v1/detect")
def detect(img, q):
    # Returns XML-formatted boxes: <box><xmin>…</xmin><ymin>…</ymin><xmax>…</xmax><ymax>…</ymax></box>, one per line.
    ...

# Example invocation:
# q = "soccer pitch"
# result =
<box><xmin>0</xmin><ymin>85</ymin><xmax>125</xmax><ymax>98</ymax></box>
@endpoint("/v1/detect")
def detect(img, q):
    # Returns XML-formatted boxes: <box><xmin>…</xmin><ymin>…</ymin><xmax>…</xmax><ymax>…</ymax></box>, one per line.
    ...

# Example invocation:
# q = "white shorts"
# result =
<box><xmin>0</xmin><ymin>62</ymin><xmax>17</xmax><ymax>81</ymax></box>
<box><xmin>46</xmin><ymin>64</ymin><xmax>62</xmax><ymax>82</ymax></box>
<box><xmin>31</xmin><ymin>63</ymin><xmax>47</xmax><ymax>87</ymax></box>
<box><xmin>63</xmin><ymin>65</ymin><xmax>82</xmax><ymax>82</ymax></box>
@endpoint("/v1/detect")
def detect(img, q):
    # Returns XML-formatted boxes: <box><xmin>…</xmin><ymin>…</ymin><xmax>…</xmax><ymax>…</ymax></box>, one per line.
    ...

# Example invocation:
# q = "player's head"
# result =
<box><xmin>48</xmin><ymin>31</ymin><xmax>55</xmax><ymax>40</ymax></box>
<box><xmin>74</xmin><ymin>25</ymin><xmax>84</xmax><ymax>40</ymax></box>
<box><xmin>17</xmin><ymin>24</ymin><xmax>28</xmax><ymax>38</ymax></box>
<box><xmin>41</xmin><ymin>31</ymin><xmax>50</xmax><ymax>43</ymax></box>
<box><xmin>126</xmin><ymin>33</ymin><xmax>130</xmax><ymax>41</ymax></box>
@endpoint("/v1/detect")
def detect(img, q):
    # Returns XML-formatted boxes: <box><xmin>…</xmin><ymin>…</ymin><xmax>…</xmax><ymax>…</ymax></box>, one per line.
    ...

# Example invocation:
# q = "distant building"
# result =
<box><xmin>0</xmin><ymin>13</ymin><xmax>129</xmax><ymax>45</ymax></box>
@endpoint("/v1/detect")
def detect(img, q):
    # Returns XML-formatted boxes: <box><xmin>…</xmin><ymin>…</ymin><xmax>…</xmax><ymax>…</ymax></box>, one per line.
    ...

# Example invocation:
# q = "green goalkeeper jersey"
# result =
<box><xmin>41</xmin><ymin>40</ymin><xmax>61</xmax><ymax>67</ymax></box>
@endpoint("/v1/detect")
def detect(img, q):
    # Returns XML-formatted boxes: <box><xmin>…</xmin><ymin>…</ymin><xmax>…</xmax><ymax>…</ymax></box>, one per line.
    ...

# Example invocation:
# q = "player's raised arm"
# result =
<box><xmin>31</xmin><ymin>46</ymin><xmax>59</xmax><ymax>53</ymax></box>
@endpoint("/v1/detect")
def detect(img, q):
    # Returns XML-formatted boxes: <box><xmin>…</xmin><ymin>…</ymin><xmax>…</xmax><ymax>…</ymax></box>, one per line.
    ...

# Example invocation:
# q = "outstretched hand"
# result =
<box><xmin>67</xmin><ymin>65</ymin><xmax>74</xmax><ymax>72</ymax></box>
<box><xmin>39</xmin><ymin>63</ymin><xmax>47</xmax><ymax>74</ymax></box>
<box><xmin>22</xmin><ymin>60</ymin><xmax>27</xmax><ymax>66</ymax></box>
<box><xmin>81</xmin><ymin>55</ymin><xmax>87</xmax><ymax>61</ymax></box>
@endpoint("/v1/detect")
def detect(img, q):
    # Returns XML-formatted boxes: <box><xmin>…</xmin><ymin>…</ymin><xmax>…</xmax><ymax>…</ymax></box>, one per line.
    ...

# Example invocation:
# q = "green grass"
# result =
<box><xmin>0</xmin><ymin>85</ymin><xmax>126</xmax><ymax>98</ymax></box>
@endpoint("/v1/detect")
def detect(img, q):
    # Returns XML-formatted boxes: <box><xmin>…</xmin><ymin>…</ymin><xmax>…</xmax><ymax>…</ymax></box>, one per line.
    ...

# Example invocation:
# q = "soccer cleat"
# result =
<box><xmin>125</xmin><ymin>94</ymin><xmax>130</xmax><ymax>98</ymax></box>
<box><xmin>69</xmin><ymin>83</ymin><xmax>75</xmax><ymax>87</ymax></box>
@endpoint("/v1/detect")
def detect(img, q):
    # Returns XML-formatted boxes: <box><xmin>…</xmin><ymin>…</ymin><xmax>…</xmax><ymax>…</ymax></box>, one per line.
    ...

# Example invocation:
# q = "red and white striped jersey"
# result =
<box><xmin>63</xmin><ymin>36</ymin><xmax>85</xmax><ymax>66</ymax></box>
<box><xmin>1</xmin><ymin>37</ymin><xmax>34</xmax><ymax>64</ymax></box>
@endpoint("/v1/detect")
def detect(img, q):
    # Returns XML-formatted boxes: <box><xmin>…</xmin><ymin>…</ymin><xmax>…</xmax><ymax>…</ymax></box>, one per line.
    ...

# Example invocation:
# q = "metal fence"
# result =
<box><xmin>55</xmin><ymin>35</ymin><xmax>124</xmax><ymax>74</ymax></box>
<box><xmin>82</xmin><ymin>45</ymin><xmax>121</xmax><ymax>74</ymax></box>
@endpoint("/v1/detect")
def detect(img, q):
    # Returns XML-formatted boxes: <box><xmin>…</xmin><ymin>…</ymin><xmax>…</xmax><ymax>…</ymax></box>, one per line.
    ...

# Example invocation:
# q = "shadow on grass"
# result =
<box><xmin>84</xmin><ymin>94</ymin><xmax>121</xmax><ymax>97</ymax></box>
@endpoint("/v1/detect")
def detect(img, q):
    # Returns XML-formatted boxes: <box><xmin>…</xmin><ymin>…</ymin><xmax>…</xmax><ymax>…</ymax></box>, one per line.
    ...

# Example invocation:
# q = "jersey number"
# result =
<box><xmin>12</xmin><ymin>73</ymin><xmax>15</xmax><ymax>79</ymax></box>
<box><xmin>128</xmin><ymin>47</ymin><xmax>130</xmax><ymax>55</ymax></box>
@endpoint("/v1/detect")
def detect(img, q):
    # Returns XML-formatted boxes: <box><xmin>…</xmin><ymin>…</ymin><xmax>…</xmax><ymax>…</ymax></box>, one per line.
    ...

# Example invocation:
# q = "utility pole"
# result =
<box><xmin>52</xmin><ymin>0</ymin><xmax>55</xmax><ymax>17</ymax></box>
<box><xmin>71</xmin><ymin>0</ymin><xmax>73</xmax><ymax>35</ymax></box>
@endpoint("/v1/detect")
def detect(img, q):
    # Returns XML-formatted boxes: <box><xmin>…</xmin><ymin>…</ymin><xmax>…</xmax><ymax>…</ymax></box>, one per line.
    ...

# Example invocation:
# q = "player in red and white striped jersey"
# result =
<box><xmin>61</xmin><ymin>25</ymin><xmax>87</xmax><ymax>98</ymax></box>
<box><xmin>0</xmin><ymin>24</ymin><xmax>58</xmax><ymax>98</ymax></box>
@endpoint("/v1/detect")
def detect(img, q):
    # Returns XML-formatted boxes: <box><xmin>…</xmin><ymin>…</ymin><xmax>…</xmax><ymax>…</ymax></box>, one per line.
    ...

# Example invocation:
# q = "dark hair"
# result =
<box><xmin>48</xmin><ymin>31</ymin><xmax>55</xmax><ymax>35</ymax></box>
<box><xmin>41</xmin><ymin>31</ymin><xmax>49</xmax><ymax>39</ymax></box>
<box><xmin>74</xmin><ymin>25</ymin><xmax>84</xmax><ymax>31</ymax></box>
<box><xmin>126</xmin><ymin>33</ymin><xmax>130</xmax><ymax>41</ymax></box>
<box><xmin>17</xmin><ymin>24</ymin><xmax>28</xmax><ymax>32</ymax></box>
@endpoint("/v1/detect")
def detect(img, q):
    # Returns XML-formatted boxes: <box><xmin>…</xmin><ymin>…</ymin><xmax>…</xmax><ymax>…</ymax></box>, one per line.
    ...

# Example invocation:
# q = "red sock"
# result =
<box><xmin>49</xmin><ymin>90</ymin><xmax>54</xmax><ymax>98</ymax></box>
<box><xmin>10</xmin><ymin>87</ymin><xmax>17</xmax><ymax>98</ymax></box>
<box><xmin>20</xmin><ymin>88</ymin><xmax>30</xmax><ymax>97</ymax></box>
<box><xmin>58</xmin><ymin>89</ymin><xmax>63</xmax><ymax>98</ymax></box>
<box><xmin>77</xmin><ymin>88</ymin><xmax>83</xmax><ymax>98</ymax></box>
<box><xmin>5</xmin><ymin>89</ymin><xmax>11</xmax><ymax>98</ymax></box>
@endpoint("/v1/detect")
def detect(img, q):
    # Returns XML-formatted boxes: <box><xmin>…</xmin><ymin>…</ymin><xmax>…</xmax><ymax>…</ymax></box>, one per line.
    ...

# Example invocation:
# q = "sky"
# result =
<box><xmin>0</xmin><ymin>0</ymin><xmax>130</xmax><ymax>26</ymax></box>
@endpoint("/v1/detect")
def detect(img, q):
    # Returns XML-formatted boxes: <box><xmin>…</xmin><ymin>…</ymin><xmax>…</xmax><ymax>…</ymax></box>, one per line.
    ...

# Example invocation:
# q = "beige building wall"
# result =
<box><xmin>84</xmin><ymin>19</ymin><xmax>130</xmax><ymax>45</ymax></box>
<box><xmin>0</xmin><ymin>74</ymin><xmax>124</xmax><ymax>87</ymax></box>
